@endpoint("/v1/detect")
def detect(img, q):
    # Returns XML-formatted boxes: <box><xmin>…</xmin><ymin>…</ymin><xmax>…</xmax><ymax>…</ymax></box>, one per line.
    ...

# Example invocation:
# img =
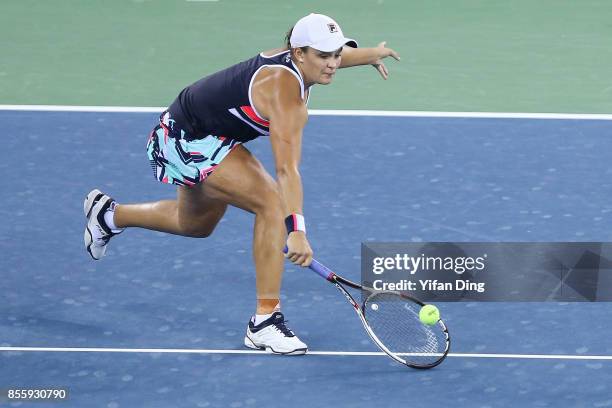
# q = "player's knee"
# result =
<box><xmin>187</xmin><ymin>228</ymin><xmax>214</xmax><ymax>238</ymax></box>
<box><xmin>182</xmin><ymin>227</ymin><xmax>213</xmax><ymax>238</ymax></box>
<box><xmin>178</xmin><ymin>218</ymin><xmax>216</xmax><ymax>238</ymax></box>
<box><xmin>253</xmin><ymin>183</ymin><xmax>282</xmax><ymax>219</ymax></box>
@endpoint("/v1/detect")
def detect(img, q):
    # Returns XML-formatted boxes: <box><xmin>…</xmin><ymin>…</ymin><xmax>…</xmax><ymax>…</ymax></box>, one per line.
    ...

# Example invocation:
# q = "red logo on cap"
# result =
<box><xmin>327</xmin><ymin>23</ymin><xmax>338</xmax><ymax>33</ymax></box>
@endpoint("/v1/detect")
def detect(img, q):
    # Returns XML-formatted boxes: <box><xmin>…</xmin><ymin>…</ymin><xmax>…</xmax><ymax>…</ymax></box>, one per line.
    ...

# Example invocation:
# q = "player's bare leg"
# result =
<box><xmin>198</xmin><ymin>145</ymin><xmax>286</xmax><ymax>311</ymax></box>
<box><xmin>84</xmin><ymin>186</ymin><xmax>227</xmax><ymax>259</ymax></box>
<box><xmin>113</xmin><ymin>186</ymin><xmax>228</xmax><ymax>238</ymax></box>
<box><xmin>198</xmin><ymin>145</ymin><xmax>306</xmax><ymax>354</ymax></box>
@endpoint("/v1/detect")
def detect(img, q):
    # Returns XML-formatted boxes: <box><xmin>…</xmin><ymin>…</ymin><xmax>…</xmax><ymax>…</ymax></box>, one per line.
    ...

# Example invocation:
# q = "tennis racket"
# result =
<box><xmin>288</xmin><ymin>251</ymin><xmax>450</xmax><ymax>369</ymax></box>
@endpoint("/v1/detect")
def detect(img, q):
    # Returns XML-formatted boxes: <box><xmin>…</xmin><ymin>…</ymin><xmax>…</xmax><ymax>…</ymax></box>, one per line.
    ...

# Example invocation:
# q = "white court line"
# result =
<box><xmin>0</xmin><ymin>105</ymin><xmax>611</xmax><ymax>120</ymax></box>
<box><xmin>1</xmin><ymin>347</ymin><xmax>611</xmax><ymax>361</ymax></box>
<box><xmin>0</xmin><ymin>105</ymin><xmax>164</xmax><ymax>113</ymax></box>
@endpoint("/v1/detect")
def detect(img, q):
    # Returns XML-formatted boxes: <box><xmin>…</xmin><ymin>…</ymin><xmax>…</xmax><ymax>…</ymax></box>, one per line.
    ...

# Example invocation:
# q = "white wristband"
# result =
<box><xmin>285</xmin><ymin>214</ymin><xmax>306</xmax><ymax>234</ymax></box>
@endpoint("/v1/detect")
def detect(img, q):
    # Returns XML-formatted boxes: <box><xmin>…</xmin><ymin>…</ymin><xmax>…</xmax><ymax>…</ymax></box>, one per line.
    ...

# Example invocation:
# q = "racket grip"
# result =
<box><xmin>283</xmin><ymin>246</ymin><xmax>334</xmax><ymax>281</ymax></box>
<box><xmin>309</xmin><ymin>259</ymin><xmax>335</xmax><ymax>281</ymax></box>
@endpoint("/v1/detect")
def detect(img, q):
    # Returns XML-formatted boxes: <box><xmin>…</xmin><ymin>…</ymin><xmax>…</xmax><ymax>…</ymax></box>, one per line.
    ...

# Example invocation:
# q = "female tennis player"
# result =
<box><xmin>84</xmin><ymin>13</ymin><xmax>400</xmax><ymax>355</ymax></box>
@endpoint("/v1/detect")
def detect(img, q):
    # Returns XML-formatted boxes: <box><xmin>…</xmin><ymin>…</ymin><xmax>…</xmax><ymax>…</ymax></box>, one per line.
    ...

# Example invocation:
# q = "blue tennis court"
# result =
<box><xmin>1</xmin><ymin>109</ymin><xmax>612</xmax><ymax>407</ymax></box>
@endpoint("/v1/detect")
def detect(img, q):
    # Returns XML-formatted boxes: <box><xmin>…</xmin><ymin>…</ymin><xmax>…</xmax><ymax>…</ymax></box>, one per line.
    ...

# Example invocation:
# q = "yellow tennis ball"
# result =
<box><xmin>419</xmin><ymin>304</ymin><xmax>440</xmax><ymax>326</ymax></box>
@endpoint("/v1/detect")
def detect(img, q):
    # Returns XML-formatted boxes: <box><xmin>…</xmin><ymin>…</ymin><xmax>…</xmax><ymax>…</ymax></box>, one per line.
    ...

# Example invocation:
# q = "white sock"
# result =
<box><xmin>252</xmin><ymin>302</ymin><xmax>281</xmax><ymax>325</ymax></box>
<box><xmin>103</xmin><ymin>207</ymin><xmax>123</xmax><ymax>233</ymax></box>
<box><xmin>252</xmin><ymin>312</ymin><xmax>274</xmax><ymax>326</ymax></box>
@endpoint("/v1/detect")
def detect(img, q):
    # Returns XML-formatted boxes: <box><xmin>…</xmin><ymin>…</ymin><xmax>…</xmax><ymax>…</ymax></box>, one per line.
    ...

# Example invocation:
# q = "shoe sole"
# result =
<box><xmin>84</xmin><ymin>226</ymin><xmax>100</xmax><ymax>260</ymax></box>
<box><xmin>84</xmin><ymin>189</ymin><xmax>107</xmax><ymax>261</ymax></box>
<box><xmin>244</xmin><ymin>335</ymin><xmax>307</xmax><ymax>356</ymax></box>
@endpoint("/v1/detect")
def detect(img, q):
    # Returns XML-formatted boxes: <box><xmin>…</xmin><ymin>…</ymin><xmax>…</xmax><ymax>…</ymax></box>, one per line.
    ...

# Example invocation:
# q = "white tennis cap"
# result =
<box><xmin>290</xmin><ymin>13</ymin><xmax>358</xmax><ymax>52</ymax></box>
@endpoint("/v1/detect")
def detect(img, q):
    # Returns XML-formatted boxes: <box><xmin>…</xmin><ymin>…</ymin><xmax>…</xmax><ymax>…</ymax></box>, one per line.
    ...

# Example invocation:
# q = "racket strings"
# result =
<box><xmin>364</xmin><ymin>292</ymin><xmax>447</xmax><ymax>365</ymax></box>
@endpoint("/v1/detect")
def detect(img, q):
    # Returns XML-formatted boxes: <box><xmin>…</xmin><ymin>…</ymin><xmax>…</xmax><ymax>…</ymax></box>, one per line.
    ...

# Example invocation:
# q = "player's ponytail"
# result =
<box><xmin>285</xmin><ymin>26</ymin><xmax>293</xmax><ymax>49</ymax></box>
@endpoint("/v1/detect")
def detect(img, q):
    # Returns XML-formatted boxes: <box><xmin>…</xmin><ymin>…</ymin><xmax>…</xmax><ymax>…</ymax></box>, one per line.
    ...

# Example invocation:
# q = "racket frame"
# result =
<box><xmin>310</xmin><ymin>258</ymin><xmax>451</xmax><ymax>369</ymax></box>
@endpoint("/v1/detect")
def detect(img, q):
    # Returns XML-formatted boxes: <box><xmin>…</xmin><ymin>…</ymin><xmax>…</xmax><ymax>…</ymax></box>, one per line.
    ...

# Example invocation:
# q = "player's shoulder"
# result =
<box><xmin>264</xmin><ymin>65</ymin><xmax>300</xmax><ymax>86</ymax></box>
<box><xmin>258</xmin><ymin>48</ymin><xmax>299</xmax><ymax>80</ymax></box>
<box><xmin>253</xmin><ymin>56</ymin><xmax>302</xmax><ymax>98</ymax></box>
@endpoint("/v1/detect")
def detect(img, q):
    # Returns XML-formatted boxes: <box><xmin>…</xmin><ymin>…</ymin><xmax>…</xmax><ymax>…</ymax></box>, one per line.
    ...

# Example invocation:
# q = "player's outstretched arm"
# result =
<box><xmin>339</xmin><ymin>42</ymin><xmax>401</xmax><ymax>79</ymax></box>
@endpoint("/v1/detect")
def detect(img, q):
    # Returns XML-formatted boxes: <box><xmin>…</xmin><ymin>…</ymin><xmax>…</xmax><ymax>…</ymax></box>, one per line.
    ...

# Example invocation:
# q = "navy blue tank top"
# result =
<box><xmin>168</xmin><ymin>50</ymin><xmax>310</xmax><ymax>143</ymax></box>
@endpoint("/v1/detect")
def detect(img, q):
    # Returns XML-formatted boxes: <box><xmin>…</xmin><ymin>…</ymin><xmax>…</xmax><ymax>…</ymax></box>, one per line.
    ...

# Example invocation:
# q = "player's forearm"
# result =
<box><xmin>276</xmin><ymin>166</ymin><xmax>304</xmax><ymax>216</ymax></box>
<box><xmin>339</xmin><ymin>47</ymin><xmax>380</xmax><ymax>68</ymax></box>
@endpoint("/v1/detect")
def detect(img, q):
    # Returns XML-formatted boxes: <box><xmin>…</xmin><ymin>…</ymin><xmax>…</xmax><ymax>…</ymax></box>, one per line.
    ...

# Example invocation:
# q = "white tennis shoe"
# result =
<box><xmin>84</xmin><ymin>189</ymin><xmax>121</xmax><ymax>260</ymax></box>
<box><xmin>244</xmin><ymin>312</ymin><xmax>308</xmax><ymax>355</ymax></box>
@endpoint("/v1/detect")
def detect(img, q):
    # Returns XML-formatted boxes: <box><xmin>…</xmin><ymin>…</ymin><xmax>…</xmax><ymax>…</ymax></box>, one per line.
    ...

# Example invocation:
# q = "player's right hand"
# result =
<box><xmin>285</xmin><ymin>231</ymin><xmax>313</xmax><ymax>267</ymax></box>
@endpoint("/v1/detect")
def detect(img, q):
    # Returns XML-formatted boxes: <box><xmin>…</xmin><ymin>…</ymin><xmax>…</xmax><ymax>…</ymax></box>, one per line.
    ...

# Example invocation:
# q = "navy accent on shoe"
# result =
<box><xmin>249</xmin><ymin>312</ymin><xmax>295</xmax><ymax>337</ymax></box>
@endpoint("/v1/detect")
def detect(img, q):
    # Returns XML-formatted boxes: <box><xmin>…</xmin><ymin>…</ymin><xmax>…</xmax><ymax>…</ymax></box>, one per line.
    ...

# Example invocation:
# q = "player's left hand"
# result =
<box><xmin>372</xmin><ymin>41</ymin><xmax>400</xmax><ymax>80</ymax></box>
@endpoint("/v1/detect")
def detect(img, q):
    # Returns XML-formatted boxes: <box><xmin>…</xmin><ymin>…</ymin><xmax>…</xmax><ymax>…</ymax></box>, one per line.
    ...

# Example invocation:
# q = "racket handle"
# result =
<box><xmin>283</xmin><ymin>246</ymin><xmax>335</xmax><ymax>281</ymax></box>
<box><xmin>309</xmin><ymin>259</ymin><xmax>335</xmax><ymax>281</ymax></box>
